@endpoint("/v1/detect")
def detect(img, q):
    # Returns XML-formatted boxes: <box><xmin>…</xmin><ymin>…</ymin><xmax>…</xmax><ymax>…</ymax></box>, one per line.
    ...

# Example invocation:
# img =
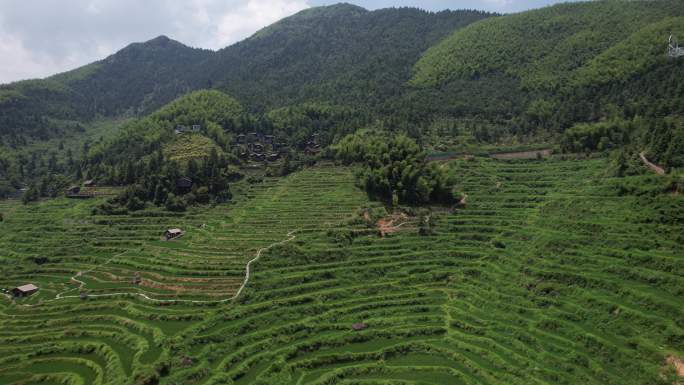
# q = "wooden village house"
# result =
<box><xmin>12</xmin><ymin>284</ymin><xmax>39</xmax><ymax>297</ymax></box>
<box><xmin>176</xmin><ymin>177</ymin><xmax>193</xmax><ymax>193</ymax></box>
<box><xmin>65</xmin><ymin>186</ymin><xmax>81</xmax><ymax>195</ymax></box>
<box><xmin>164</xmin><ymin>228</ymin><xmax>184</xmax><ymax>240</ymax></box>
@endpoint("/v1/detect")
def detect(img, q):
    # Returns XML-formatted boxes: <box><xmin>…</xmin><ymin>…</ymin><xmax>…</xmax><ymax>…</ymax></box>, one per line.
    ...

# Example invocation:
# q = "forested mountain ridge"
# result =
<box><xmin>205</xmin><ymin>4</ymin><xmax>492</xmax><ymax>111</ymax></box>
<box><xmin>409</xmin><ymin>0</ymin><xmax>684</xmax><ymax>118</ymax></box>
<box><xmin>0</xmin><ymin>36</ymin><xmax>211</xmax><ymax>142</ymax></box>
<box><xmin>0</xmin><ymin>5</ymin><xmax>491</xmax><ymax>145</ymax></box>
<box><xmin>408</xmin><ymin>0</ymin><xmax>684</xmax><ymax>168</ymax></box>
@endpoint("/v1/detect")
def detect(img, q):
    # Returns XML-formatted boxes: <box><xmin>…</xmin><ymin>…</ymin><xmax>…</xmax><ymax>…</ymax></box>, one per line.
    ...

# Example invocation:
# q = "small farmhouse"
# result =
<box><xmin>84</xmin><ymin>180</ymin><xmax>96</xmax><ymax>188</ymax></box>
<box><xmin>176</xmin><ymin>177</ymin><xmax>193</xmax><ymax>193</ymax></box>
<box><xmin>65</xmin><ymin>186</ymin><xmax>81</xmax><ymax>195</ymax></box>
<box><xmin>12</xmin><ymin>284</ymin><xmax>39</xmax><ymax>297</ymax></box>
<box><xmin>165</xmin><ymin>228</ymin><xmax>184</xmax><ymax>240</ymax></box>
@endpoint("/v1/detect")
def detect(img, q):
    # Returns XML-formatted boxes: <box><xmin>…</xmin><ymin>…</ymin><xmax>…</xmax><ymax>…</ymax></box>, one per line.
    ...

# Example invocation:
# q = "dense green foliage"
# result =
<box><xmin>85</xmin><ymin>90</ymin><xmax>246</xmax><ymax>212</ymax></box>
<box><xmin>209</xmin><ymin>5</ymin><xmax>491</xmax><ymax>112</ymax></box>
<box><xmin>411</xmin><ymin>0</ymin><xmax>684</xmax><ymax>166</ymax></box>
<box><xmin>267</xmin><ymin>103</ymin><xmax>370</xmax><ymax>148</ymax></box>
<box><xmin>334</xmin><ymin>133</ymin><xmax>456</xmax><ymax>204</ymax></box>
<box><xmin>412</xmin><ymin>1</ymin><xmax>683</xmax><ymax>89</ymax></box>
<box><xmin>560</xmin><ymin>119</ymin><xmax>635</xmax><ymax>153</ymax></box>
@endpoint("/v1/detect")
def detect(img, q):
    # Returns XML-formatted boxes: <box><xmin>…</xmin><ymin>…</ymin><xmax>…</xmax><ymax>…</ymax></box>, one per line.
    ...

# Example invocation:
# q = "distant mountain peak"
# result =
<box><xmin>296</xmin><ymin>2</ymin><xmax>367</xmax><ymax>18</ymax></box>
<box><xmin>143</xmin><ymin>35</ymin><xmax>183</xmax><ymax>48</ymax></box>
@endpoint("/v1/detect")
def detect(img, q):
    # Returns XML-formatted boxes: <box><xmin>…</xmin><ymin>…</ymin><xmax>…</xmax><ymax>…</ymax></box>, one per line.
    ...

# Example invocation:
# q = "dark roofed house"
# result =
<box><xmin>12</xmin><ymin>284</ymin><xmax>38</xmax><ymax>297</ymax></box>
<box><xmin>304</xmin><ymin>145</ymin><xmax>322</xmax><ymax>156</ymax></box>
<box><xmin>176</xmin><ymin>177</ymin><xmax>193</xmax><ymax>193</ymax></box>
<box><xmin>65</xmin><ymin>186</ymin><xmax>81</xmax><ymax>196</ymax></box>
<box><xmin>164</xmin><ymin>228</ymin><xmax>184</xmax><ymax>240</ymax></box>
<box><xmin>352</xmin><ymin>323</ymin><xmax>368</xmax><ymax>331</ymax></box>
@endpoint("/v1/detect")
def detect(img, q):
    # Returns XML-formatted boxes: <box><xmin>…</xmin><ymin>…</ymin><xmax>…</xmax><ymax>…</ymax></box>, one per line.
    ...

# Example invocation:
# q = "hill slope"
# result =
<box><xmin>412</xmin><ymin>0</ymin><xmax>684</xmax><ymax>89</ymax></box>
<box><xmin>0</xmin><ymin>5</ymin><xmax>491</xmax><ymax>143</ymax></box>
<box><xmin>408</xmin><ymin>0</ymin><xmax>684</xmax><ymax>166</ymax></box>
<box><xmin>0</xmin><ymin>36</ymin><xmax>211</xmax><ymax>141</ymax></box>
<box><xmin>206</xmin><ymin>4</ymin><xmax>492</xmax><ymax>111</ymax></box>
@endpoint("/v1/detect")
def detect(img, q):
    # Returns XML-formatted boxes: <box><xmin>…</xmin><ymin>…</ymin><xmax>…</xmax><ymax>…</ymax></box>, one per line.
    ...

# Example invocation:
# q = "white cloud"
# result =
<box><xmin>212</xmin><ymin>0</ymin><xmax>309</xmax><ymax>49</ymax></box>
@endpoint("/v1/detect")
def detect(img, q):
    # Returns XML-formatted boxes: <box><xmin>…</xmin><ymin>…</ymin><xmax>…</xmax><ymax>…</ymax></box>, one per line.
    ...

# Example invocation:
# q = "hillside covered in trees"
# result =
<box><xmin>1</xmin><ymin>0</ymin><xmax>684</xmax><ymax>193</ymax></box>
<box><xmin>410</xmin><ymin>0</ymin><xmax>684</xmax><ymax>168</ymax></box>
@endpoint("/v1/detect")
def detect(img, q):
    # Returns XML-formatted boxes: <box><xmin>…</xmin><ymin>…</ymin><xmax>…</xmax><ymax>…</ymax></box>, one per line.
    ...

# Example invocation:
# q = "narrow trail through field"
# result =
<box><xmin>12</xmin><ymin>230</ymin><xmax>298</xmax><ymax>307</ymax></box>
<box><xmin>639</xmin><ymin>151</ymin><xmax>666</xmax><ymax>175</ymax></box>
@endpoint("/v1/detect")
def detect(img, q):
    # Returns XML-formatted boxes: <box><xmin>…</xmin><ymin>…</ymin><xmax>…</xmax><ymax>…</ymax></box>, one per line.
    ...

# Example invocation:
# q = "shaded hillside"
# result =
<box><xmin>206</xmin><ymin>4</ymin><xmax>492</xmax><ymax>111</ymax></box>
<box><xmin>0</xmin><ymin>36</ymin><xmax>211</xmax><ymax>142</ymax></box>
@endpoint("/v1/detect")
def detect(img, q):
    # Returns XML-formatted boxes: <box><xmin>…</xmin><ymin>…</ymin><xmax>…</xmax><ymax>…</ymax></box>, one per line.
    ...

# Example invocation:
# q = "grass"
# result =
<box><xmin>162</xmin><ymin>133</ymin><xmax>223</xmax><ymax>163</ymax></box>
<box><xmin>0</xmin><ymin>157</ymin><xmax>682</xmax><ymax>385</ymax></box>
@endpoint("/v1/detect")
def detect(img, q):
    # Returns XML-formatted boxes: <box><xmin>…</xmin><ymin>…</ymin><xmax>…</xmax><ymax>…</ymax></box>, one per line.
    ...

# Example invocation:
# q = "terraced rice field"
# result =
<box><xmin>1</xmin><ymin>158</ymin><xmax>683</xmax><ymax>385</ymax></box>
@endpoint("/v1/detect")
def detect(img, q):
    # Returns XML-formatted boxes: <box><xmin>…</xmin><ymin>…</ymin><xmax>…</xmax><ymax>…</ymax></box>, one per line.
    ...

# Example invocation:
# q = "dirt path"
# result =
<box><xmin>639</xmin><ymin>151</ymin><xmax>666</xmax><ymax>175</ymax></box>
<box><xmin>377</xmin><ymin>213</ymin><xmax>415</xmax><ymax>237</ymax></box>
<box><xmin>666</xmin><ymin>355</ymin><xmax>684</xmax><ymax>377</ymax></box>
<box><xmin>8</xmin><ymin>231</ymin><xmax>298</xmax><ymax>307</ymax></box>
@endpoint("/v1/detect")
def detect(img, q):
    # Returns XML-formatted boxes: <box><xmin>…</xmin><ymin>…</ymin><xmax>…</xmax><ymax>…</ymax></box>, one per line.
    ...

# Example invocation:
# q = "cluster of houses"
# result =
<box><xmin>65</xmin><ymin>179</ymin><xmax>96</xmax><ymax>198</ymax></box>
<box><xmin>303</xmin><ymin>134</ymin><xmax>322</xmax><ymax>156</ymax></box>
<box><xmin>236</xmin><ymin>132</ymin><xmax>284</xmax><ymax>162</ymax></box>
<box><xmin>175</xmin><ymin>125</ymin><xmax>202</xmax><ymax>135</ymax></box>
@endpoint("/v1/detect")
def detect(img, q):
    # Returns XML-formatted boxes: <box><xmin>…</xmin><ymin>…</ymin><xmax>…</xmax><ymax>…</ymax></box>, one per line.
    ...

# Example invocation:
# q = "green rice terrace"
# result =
<box><xmin>1</xmin><ymin>156</ymin><xmax>683</xmax><ymax>385</ymax></box>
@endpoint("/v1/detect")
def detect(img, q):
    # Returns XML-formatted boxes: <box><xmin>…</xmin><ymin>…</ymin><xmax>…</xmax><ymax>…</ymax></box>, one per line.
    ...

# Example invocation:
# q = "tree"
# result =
<box><xmin>334</xmin><ymin>133</ymin><xmax>456</xmax><ymax>205</ymax></box>
<box><xmin>21</xmin><ymin>185</ymin><xmax>40</xmax><ymax>204</ymax></box>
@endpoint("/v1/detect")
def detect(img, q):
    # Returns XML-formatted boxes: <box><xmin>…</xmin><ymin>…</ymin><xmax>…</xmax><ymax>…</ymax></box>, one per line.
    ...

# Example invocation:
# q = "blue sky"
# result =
<box><xmin>0</xmin><ymin>0</ymin><xmax>573</xmax><ymax>83</ymax></box>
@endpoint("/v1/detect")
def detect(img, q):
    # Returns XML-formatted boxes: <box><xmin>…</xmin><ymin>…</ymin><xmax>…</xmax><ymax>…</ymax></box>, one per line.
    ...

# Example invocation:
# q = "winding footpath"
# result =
<box><xmin>7</xmin><ymin>230</ymin><xmax>298</xmax><ymax>307</ymax></box>
<box><xmin>639</xmin><ymin>151</ymin><xmax>666</xmax><ymax>175</ymax></box>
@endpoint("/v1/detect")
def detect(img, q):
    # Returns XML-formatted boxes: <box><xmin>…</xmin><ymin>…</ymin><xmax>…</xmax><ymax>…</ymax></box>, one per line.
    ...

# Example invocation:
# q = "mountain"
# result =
<box><xmin>0</xmin><ymin>5</ymin><xmax>491</xmax><ymax>145</ymax></box>
<box><xmin>410</xmin><ymin>0</ymin><xmax>684</xmax><ymax>123</ymax></box>
<box><xmin>205</xmin><ymin>4</ymin><xmax>492</xmax><ymax>111</ymax></box>
<box><xmin>0</xmin><ymin>36</ymin><xmax>211</xmax><ymax>145</ymax></box>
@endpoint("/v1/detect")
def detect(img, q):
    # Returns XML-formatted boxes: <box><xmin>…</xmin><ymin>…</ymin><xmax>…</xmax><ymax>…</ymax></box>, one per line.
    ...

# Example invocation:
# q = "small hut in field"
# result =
<box><xmin>176</xmin><ymin>177</ymin><xmax>193</xmax><ymax>193</ymax></box>
<box><xmin>12</xmin><ymin>284</ymin><xmax>38</xmax><ymax>297</ymax></box>
<box><xmin>164</xmin><ymin>228</ymin><xmax>184</xmax><ymax>240</ymax></box>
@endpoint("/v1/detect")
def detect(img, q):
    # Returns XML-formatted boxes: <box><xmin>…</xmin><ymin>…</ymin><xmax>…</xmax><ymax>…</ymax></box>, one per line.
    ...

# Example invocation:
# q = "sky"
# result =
<box><xmin>0</xmin><ymin>0</ymin><xmax>572</xmax><ymax>84</ymax></box>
